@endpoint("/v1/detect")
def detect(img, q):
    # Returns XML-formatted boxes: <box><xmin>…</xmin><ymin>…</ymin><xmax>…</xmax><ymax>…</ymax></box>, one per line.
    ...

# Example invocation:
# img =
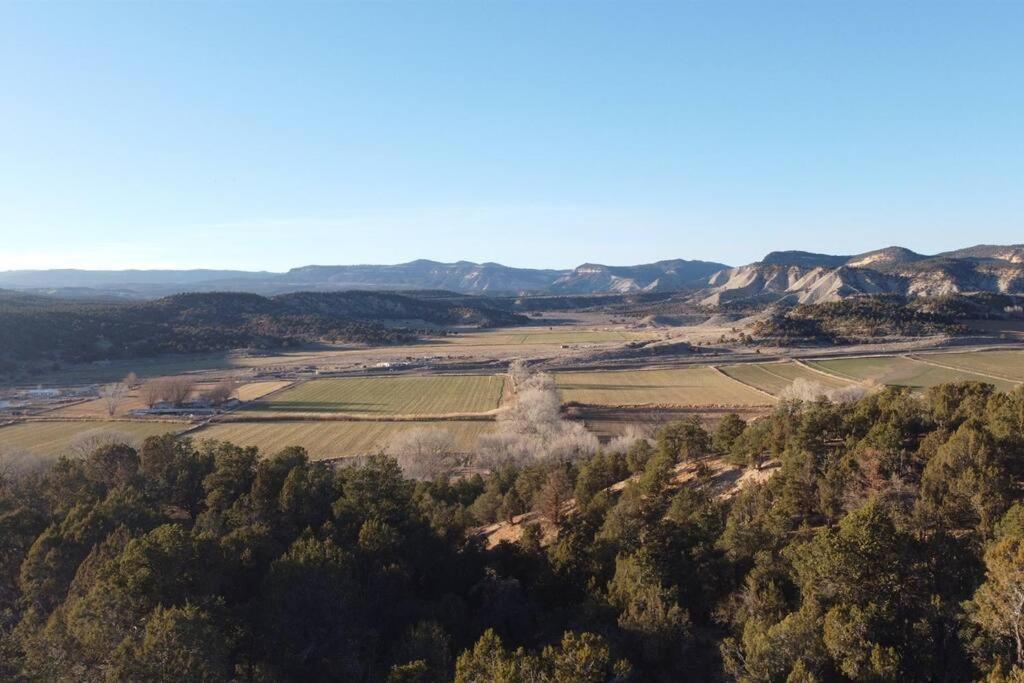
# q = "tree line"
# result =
<box><xmin>1</xmin><ymin>380</ymin><xmax>1024</xmax><ymax>680</ymax></box>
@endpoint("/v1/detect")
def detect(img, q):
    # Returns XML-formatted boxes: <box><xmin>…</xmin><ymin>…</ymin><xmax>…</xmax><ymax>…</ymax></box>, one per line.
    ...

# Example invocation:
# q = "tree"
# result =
<box><xmin>123</xmin><ymin>372</ymin><xmax>139</xmax><ymax>389</ymax></box>
<box><xmin>968</xmin><ymin>536</ymin><xmax>1024</xmax><ymax>667</ymax></box>
<box><xmin>203</xmin><ymin>379</ymin><xmax>236</xmax><ymax>406</ymax></box>
<box><xmin>163</xmin><ymin>376</ymin><xmax>195</xmax><ymax>406</ymax></box>
<box><xmin>387</xmin><ymin>427</ymin><xmax>458</xmax><ymax>479</ymax></box>
<box><xmin>99</xmin><ymin>381</ymin><xmax>127</xmax><ymax>417</ymax></box>
<box><xmin>656</xmin><ymin>417</ymin><xmax>710</xmax><ymax>463</ymax></box>
<box><xmin>109</xmin><ymin>604</ymin><xmax>232</xmax><ymax>681</ymax></box>
<box><xmin>535</xmin><ymin>467</ymin><xmax>572</xmax><ymax>527</ymax></box>
<box><xmin>714</xmin><ymin>413</ymin><xmax>747</xmax><ymax>455</ymax></box>
<box><xmin>141</xmin><ymin>378</ymin><xmax>166</xmax><ymax>408</ymax></box>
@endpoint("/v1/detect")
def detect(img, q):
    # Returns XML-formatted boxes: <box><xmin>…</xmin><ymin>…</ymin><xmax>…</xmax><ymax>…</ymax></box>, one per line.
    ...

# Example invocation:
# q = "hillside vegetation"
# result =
<box><xmin>0</xmin><ymin>289</ymin><xmax>526</xmax><ymax>366</ymax></box>
<box><xmin>2</xmin><ymin>382</ymin><xmax>1024</xmax><ymax>680</ymax></box>
<box><xmin>751</xmin><ymin>294</ymin><xmax>974</xmax><ymax>342</ymax></box>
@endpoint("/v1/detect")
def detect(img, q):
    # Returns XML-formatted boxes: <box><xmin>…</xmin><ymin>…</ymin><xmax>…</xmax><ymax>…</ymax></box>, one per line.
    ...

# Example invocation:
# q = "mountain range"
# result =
<box><xmin>0</xmin><ymin>258</ymin><xmax>728</xmax><ymax>298</ymax></box>
<box><xmin>1</xmin><ymin>244</ymin><xmax>1022</xmax><ymax>303</ymax></box>
<box><xmin>702</xmin><ymin>244</ymin><xmax>1024</xmax><ymax>305</ymax></box>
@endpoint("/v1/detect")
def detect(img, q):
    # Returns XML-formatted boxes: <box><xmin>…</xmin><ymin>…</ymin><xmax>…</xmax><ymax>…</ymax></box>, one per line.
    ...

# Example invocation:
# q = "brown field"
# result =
<box><xmin>191</xmin><ymin>420</ymin><xmax>492</xmax><ymax>459</ymax></box>
<box><xmin>0</xmin><ymin>420</ymin><xmax>180</xmax><ymax>457</ymax></box>
<box><xmin>554</xmin><ymin>367</ymin><xmax>774</xmax><ymax>407</ymax></box>
<box><xmin>235</xmin><ymin>380</ymin><xmax>294</xmax><ymax>401</ymax></box>
<box><xmin>248</xmin><ymin>375</ymin><xmax>505</xmax><ymax>416</ymax></box>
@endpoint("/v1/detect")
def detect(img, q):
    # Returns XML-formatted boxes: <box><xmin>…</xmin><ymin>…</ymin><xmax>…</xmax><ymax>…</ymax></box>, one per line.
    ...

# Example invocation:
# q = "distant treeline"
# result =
<box><xmin>0</xmin><ymin>289</ymin><xmax>527</xmax><ymax>366</ymax></box>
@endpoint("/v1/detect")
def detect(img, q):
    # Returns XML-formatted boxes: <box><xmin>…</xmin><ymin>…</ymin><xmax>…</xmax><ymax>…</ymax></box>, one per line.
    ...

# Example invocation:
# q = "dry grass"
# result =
<box><xmin>554</xmin><ymin>367</ymin><xmax>774</xmax><ymax>407</ymax></box>
<box><xmin>0</xmin><ymin>421</ymin><xmax>180</xmax><ymax>457</ymax></box>
<box><xmin>191</xmin><ymin>420</ymin><xmax>492</xmax><ymax>459</ymax></box>
<box><xmin>247</xmin><ymin>375</ymin><xmax>505</xmax><ymax>416</ymax></box>
<box><xmin>235</xmin><ymin>380</ymin><xmax>293</xmax><ymax>401</ymax></box>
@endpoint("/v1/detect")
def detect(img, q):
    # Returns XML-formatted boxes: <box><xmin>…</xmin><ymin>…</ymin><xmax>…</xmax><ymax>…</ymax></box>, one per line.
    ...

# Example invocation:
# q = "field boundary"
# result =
<box><xmin>793</xmin><ymin>358</ymin><xmax>866</xmax><ymax>384</ymax></box>
<box><xmin>710</xmin><ymin>365</ymin><xmax>778</xmax><ymax>401</ymax></box>
<box><xmin>906</xmin><ymin>354</ymin><xmax>1023</xmax><ymax>386</ymax></box>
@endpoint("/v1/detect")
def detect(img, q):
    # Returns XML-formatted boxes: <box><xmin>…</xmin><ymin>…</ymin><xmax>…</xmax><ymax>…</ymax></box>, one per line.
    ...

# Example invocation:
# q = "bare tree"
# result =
<box><xmin>779</xmin><ymin>378</ymin><xmax>869</xmax><ymax>405</ymax></box>
<box><xmin>508</xmin><ymin>358</ymin><xmax>530</xmax><ymax>391</ymax></box>
<box><xmin>99</xmin><ymin>382</ymin><xmax>127</xmax><ymax>417</ymax></box>
<box><xmin>123</xmin><ymin>372</ymin><xmax>139</xmax><ymax>389</ymax></box>
<box><xmin>386</xmin><ymin>427</ymin><xmax>458</xmax><ymax>479</ymax></box>
<box><xmin>163</xmin><ymin>377</ymin><xmax>195</xmax><ymax>406</ymax></box>
<box><xmin>141</xmin><ymin>379</ymin><xmax>166</xmax><ymax>408</ymax></box>
<box><xmin>204</xmin><ymin>379</ymin><xmax>237</xmax><ymax>406</ymax></box>
<box><xmin>476</xmin><ymin>371</ymin><xmax>599</xmax><ymax>468</ymax></box>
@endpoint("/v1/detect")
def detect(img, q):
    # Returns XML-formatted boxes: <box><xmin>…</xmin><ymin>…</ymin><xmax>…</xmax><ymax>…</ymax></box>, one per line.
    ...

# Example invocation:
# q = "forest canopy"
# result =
<box><xmin>1</xmin><ymin>381</ymin><xmax>1024</xmax><ymax>681</ymax></box>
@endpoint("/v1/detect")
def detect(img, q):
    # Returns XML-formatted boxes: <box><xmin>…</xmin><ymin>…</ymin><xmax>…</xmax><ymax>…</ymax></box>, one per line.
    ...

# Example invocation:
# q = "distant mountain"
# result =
<box><xmin>550</xmin><ymin>259</ymin><xmax>726</xmax><ymax>293</ymax></box>
<box><xmin>702</xmin><ymin>244</ymin><xmax>1024</xmax><ymax>305</ymax></box>
<box><xmin>0</xmin><ymin>258</ymin><xmax>729</xmax><ymax>298</ymax></box>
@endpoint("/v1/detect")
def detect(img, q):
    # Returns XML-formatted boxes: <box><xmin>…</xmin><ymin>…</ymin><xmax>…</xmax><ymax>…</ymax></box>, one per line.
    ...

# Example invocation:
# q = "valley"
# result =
<box><xmin>4</xmin><ymin>302</ymin><xmax>1023</xmax><ymax>462</ymax></box>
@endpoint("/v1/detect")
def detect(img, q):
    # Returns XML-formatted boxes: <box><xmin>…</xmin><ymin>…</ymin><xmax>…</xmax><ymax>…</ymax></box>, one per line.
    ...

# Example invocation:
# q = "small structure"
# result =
<box><xmin>24</xmin><ymin>387</ymin><xmax>61</xmax><ymax>399</ymax></box>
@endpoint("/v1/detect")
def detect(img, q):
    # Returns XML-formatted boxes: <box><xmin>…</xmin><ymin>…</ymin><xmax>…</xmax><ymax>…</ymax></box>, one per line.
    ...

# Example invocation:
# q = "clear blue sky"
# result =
<box><xmin>1</xmin><ymin>1</ymin><xmax>1021</xmax><ymax>271</ymax></box>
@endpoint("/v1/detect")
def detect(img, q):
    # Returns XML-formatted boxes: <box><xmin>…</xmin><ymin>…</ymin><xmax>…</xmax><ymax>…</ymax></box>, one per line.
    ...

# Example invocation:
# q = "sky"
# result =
<box><xmin>0</xmin><ymin>1</ymin><xmax>1021</xmax><ymax>271</ymax></box>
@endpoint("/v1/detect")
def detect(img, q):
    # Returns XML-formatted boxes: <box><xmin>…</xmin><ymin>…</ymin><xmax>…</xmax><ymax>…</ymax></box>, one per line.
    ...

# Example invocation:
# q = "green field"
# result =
<box><xmin>720</xmin><ymin>362</ymin><xmax>856</xmax><ymax>396</ymax></box>
<box><xmin>249</xmin><ymin>375</ymin><xmax>505</xmax><ymax>415</ymax></box>
<box><xmin>554</xmin><ymin>367</ymin><xmax>774</xmax><ymax>406</ymax></box>
<box><xmin>806</xmin><ymin>356</ymin><xmax>1020</xmax><ymax>392</ymax></box>
<box><xmin>0</xmin><ymin>421</ymin><xmax>180</xmax><ymax>457</ymax></box>
<box><xmin>919</xmin><ymin>350</ymin><xmax>1024</xmax><ymax>383</ymax></box>
<box><xmin>193</xmin><ymin>420</ymin><xmax>492</xmax><ymax>459</ymax></box>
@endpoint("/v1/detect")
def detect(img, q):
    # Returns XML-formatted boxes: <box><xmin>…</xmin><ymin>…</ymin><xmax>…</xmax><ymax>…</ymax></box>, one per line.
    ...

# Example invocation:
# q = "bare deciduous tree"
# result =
<box><xmin>476</xmin><ymin>371</ymin><xmax>599</xmax><ymax>468</ymax></box>
<box><xmin>99</xmin><ymin>382</ymin><xmax>127</xmax><ymax>417</ymax></box>
<box><xmin>204</xmin><ymin>379</ymin><xmax>237</xmax><ymax>405</ymax></box>
<box><xmin>140</xmin><ymin>376</ymin><xmax>195</xmax><ymax>407</ymax></box>
<box><xmin>163</xmin><ymin>377</ymin><xmax>195</xmax><ymax>406</ymax></box>
<box><xmin>508</xmin><ymin>358</ymin><xmax>530</xmax><ymax>391</ymax></box>
<box><xmin>386</xmin><ymin>427</ymin><xmax>458</xmax><ymax>479</ymax></box>
<box><xmin>779</xmin><ymin>378</ymin><xmax>869</xmax><ymax>404</ymax></box>
<box><xmin>123</xmin><ymin>372</ymin><xmax>139</xmax><ymax>389</ymax></box>
<box><xmin>141</xmin><ymin>379</ymin><xmax>166</xmax><ymax>408</ymax></box>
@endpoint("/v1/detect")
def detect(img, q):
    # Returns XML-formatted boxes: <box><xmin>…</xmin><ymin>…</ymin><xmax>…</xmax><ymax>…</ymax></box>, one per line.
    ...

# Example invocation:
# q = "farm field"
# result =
<box><xmin>805</xmin><ymin>356</ymin><xmax>1020</xmax><ymax>392</ymax></box>
<box><xmin>248</xmin><ymin>374</ymin><xmax>505</xmax><ymax>415</ymax></box>
<box><xmin>49</xmin><ymin>392</ymin><xmax>150</xmax><ymax>418</ymax></box>
<box><xmin>0</xmin><ymin>420</ymin><xmax>180</xmax><ymax>457</ymax></box>
<box><xmin>719</xmin><ymin>362</ymin><xmax>856</xmax><ymax>396</ymax></box>
<box><xmin>235</xmin><ymin>380</ymin><xmax>294</xmax><ymax>401</ymax></box>
<box><xmin>192</xmin><ymin>420</ymin><xmax>492</xmax><ymax>459</ymax></box>
<box><xmin>917</xmin><ymin>350</ymin><xmax>1024</xmax><ymax>383</ymax></box>
<box><xmin>443</xmin><ymin>328</ymin><xmax>640</xmax><ymax>346</ymax></box>
<box><xmin>554</xmin><ymin>367</ymin><xmax>774</xmax><ymax>407</ymax></box>
<box><xmin>49</xmin><ymin>381</ymin><xmax>228</xmax><ymax>418</ymax></box>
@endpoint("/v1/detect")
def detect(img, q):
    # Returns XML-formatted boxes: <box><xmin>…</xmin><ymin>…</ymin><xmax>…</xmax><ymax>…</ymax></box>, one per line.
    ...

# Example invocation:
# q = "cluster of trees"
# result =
<box><xmin>138</xmin><ymin>376</ymin><xmax>238</xmax><ymax>409</ymax></box>
<box><xmin>752</xmin><ymin>295</ymin><xmax>971</xmax><ymax>343</ymax></box>
<box><xmin>2</xmin><ymin>380</ymin><xmax>1024</xmax><ymax>680</ymax></box>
